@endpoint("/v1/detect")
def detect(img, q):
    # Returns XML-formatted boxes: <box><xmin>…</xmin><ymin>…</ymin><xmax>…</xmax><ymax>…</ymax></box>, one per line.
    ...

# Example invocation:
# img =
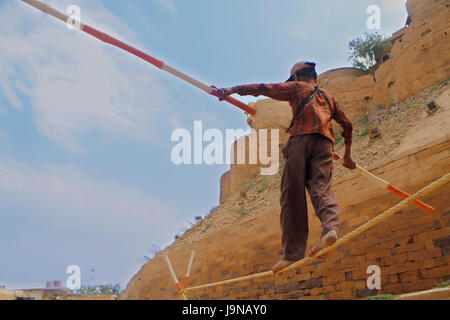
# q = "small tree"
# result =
<box><xmin>348</xmin><ymin>32</ymin><xmax>389</xmax><ymax>72</ymax></box>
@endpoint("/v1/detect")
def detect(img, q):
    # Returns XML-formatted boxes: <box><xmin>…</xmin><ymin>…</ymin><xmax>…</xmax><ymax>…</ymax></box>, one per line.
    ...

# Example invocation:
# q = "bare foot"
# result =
<box><xmin>272</xmin><ymin>259</ymin><xmax>296</xmax><ymax>275</ymax></box>
<box><xmin>307</xmin><ymin>230</ymin><xmax>338</xmax><ymax>260</ymax></box>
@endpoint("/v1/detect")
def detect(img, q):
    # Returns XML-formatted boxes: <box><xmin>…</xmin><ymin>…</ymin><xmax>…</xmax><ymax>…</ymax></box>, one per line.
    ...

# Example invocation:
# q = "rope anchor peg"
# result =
<box><xmin>165</xmin><ymin>250</ymin><xmax>196</xmax><ymax>300</ymax></box>
<box><xmin>333</xmin><ymin>153</ymin><xmax>434</xmax><ymax>213</ymax></box>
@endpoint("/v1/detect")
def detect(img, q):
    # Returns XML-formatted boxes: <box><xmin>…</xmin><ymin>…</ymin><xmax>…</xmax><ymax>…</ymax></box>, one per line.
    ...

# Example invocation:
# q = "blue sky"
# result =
<box><xmin>0</xmin><ymin>0</ymin><xmax>407</xmax><ymax>289</ymax></box>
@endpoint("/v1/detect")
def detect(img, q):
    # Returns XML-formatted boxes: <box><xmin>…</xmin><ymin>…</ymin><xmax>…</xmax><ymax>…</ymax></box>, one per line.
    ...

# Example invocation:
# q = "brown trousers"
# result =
<box><xmin>280</xmin><ymin>133</ymin><xmax>340</xmax><ymax>261</ymax></box>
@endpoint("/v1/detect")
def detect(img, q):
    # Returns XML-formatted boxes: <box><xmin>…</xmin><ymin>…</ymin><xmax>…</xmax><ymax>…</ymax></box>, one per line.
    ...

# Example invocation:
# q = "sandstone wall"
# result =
<box><xmin>317</xmin><ymin>68</ymin><xmax>374</xmax><ymax>121</ymax></box>
<box><xmin>122</xmin><ymin>136</ymin><xmax>450</xmax><ymax>300</ymax></box>
<box><xmin>371</xmin><ymin>0</ymin><xmax>450</xmax><ymax>108</ymax></box>
<box><xmin>0</xmin><ymin>290</ymin><xmax>15</xmax><ymax>300</ymax></box>
<box><xmin>219</xmin><ymin>99</ymin><xmax>291</xmax><ymax>203</ymax></box>
<box><xmin>318</xmin><ymin>0</ymin><xmax>450</xmax><ymax>118</ymax></box>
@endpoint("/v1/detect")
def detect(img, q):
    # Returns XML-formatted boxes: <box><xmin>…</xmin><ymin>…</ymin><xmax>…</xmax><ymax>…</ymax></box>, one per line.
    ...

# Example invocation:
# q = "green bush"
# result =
<box><xmin>335</xmin><ymin>135</ymin><xmax>344</xmax><ymax>146</ymax></box>
<box><xmin>433</xmin><ymin>279</ymin><xmax>450</xmax><ymax>289</ymax></box>
<box><xmin>357</xmin><ymin>114</ymin><xmax>369</xmax><ymax>126</ymax></box>
<box><xmin>366</xmin><ymin>293</ymin><xmax>398</xmax><ymax>300</ymax></box>
<box><xmin>349</xmin><ymin>33</ymin><xmax>389</xmax><ymax>72</ymax></box>
<box><xmin>235</xmin><ymin>208</ymin><xmax>249</xmax><ymax>216</ymax></box>
<box><xmin>201</xmin><ymin>223</ymin><xmax>212</xmax><ymax>233</ymax></box>
<box><xmin>355</xmin><ymin>127</ymin><xmax>369</xmax><ymax>137</ymax></box>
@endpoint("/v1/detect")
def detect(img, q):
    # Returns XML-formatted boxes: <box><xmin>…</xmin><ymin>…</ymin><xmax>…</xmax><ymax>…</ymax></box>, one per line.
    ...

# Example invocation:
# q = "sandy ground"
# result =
<box><xmin>393</xmin><ymin>86</ymin><xmax>450</xmax><ymax>155</ymax></box>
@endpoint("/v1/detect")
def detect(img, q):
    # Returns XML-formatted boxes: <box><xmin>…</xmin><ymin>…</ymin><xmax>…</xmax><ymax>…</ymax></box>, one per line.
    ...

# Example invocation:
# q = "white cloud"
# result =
<box><xmin>290</xmin><ymin>28</ymin><xmax>311</xmax><ymax>40</ymax></box>
<box><xmin>155</xmin><ymin>0</ymin><xmax>176</xmax><ymax>14</ymax></box>
<box><xmin>0</xmin><ymin>0</ymin><xmax>173</xmax><ymax>153</ymax></box>
<box><xmin>169</xmin><ymin>115</ymin><xmax>182</xmax><ymax>129</ymax></box>
<box><xmin>0</xmin><ymin>157</ymin><xmax>178</xmax><ymax>242</ymax></box>
<box><xmin>379</xmin><ymin>0</ymin><xmax>408</xmax><ymax>33</ymax></box>
<box><xmin>382</xmin><ymin>0</ymin><xmax>407</xmax><ymax>16</ymax></box>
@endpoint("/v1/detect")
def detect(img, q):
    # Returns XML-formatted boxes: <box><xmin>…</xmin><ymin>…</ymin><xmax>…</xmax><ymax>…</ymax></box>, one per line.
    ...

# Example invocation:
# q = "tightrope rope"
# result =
<box><xmin>184</xmin><ymin>173</ymin><xmax>449</xmax><ymax>293</ymax></box>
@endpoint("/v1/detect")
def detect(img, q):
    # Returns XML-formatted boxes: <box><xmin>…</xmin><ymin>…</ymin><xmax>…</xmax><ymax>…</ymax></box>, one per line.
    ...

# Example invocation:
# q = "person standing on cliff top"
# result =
<box><xmin>217</xmin><ymin>61</ymin><xmax>356</xmax><ymax>273</ymax></box>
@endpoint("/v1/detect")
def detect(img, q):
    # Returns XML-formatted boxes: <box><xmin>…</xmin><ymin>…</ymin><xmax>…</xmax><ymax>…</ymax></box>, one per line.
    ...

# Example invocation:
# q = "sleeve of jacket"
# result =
<box><xmin>333</xmin><ymin>100</ymin><xmax>353</xmax><ymax>145</ymax></box>
<box><xmin>231</xmin><ymin>82</ymin><xmax>297</xmax><ymax>101</ymax></box>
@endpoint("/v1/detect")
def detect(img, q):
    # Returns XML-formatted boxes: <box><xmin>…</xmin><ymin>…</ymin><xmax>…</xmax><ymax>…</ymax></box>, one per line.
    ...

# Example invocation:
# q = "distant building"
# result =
<box><xmin>0</xmin><ymin>281</ymin><xmax>74</xmax><ymax>300</ymax></box>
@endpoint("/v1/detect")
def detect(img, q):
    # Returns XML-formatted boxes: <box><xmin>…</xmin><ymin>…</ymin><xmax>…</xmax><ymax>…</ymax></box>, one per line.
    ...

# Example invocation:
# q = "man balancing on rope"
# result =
<box><xmin>217</xmin><ymin>61</ymin><xmax>356</xmax><ymax>273</ymax></box>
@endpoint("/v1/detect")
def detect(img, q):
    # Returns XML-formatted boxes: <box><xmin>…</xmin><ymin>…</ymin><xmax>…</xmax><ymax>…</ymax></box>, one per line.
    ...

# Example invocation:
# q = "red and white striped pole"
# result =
<box><xmin>20</xmin><ymin>0</ymin><xmax>289</xmax><ymax>126</ymax></box>
<box><xmin>165</xmin><ymin>254</ymin><xmax>187</xmax><ymax>300</ymax></box>
<box><xmin>183</xmin><ymin>250</ymin><xmax>195</xmax><ymax>289</ymax></box>
<box><xmin>333</xmin><ymin>153</ymin><xmax>434</xmax><ymax>213</ymax></box>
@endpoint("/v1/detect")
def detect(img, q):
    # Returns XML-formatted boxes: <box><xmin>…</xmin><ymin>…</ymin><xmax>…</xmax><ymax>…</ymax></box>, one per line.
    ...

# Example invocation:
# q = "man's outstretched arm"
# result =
<box><xmin>333</xmin><ymin>100</ymin><xmax>356</xmax><ymax>169</ymax></box>
<box><xmin>217</xmin><ymin>82</ymin><xmax>297</xmax><ymax>102</ymax></box>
